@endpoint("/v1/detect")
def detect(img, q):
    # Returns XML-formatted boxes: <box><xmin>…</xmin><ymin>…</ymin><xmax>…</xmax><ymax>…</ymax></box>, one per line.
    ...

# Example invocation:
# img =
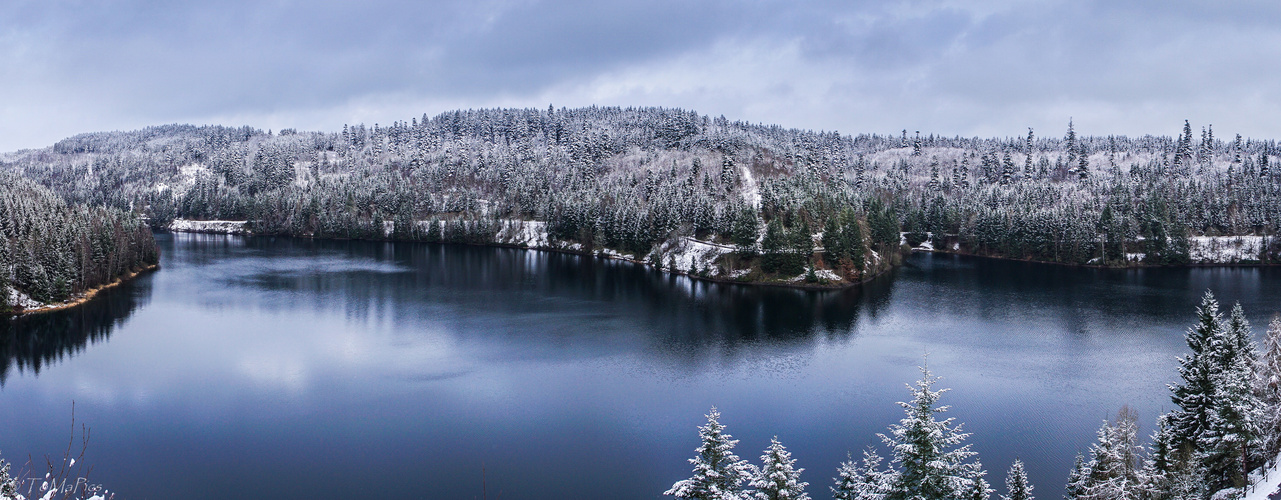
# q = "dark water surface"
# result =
<box><xmin>3</xmin><ymin>233</ymin><xmax>1281</xmax><ymax>499</ymax></box>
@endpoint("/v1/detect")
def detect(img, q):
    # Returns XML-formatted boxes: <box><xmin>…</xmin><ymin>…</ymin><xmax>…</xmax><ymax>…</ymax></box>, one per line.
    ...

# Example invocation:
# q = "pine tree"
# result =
<box><xmin>733</xmin><ymin>208</ymin><xmax>762</xmax><ymax>258</ymax></box>
<box><xmin>1064</xmin><ymin>453</ymin><xmax>1090</xmax><ymax>500</ymax></box>
<box><xmin>722</xmin><ymin>155</ymin><xmax>738</xmax><ymax>191</ymax></box>
<box><xmin>666</xmin><ymin>407</ymin><xmax>756</xmax><ymax>500</ymax></box>
<box><xmin>1254</xmin><ymin>316</ymin><xmax>1281</xmax><ymax>459</ymax></box>
<box><xmin>1203</xmin><ymin>335</ymin><xmax>1262</xmax><ymax>491</ymax></box>
<box><xmin>1195</xmin><ymin>301</ymin><xmax>1263</xmax><ymax>490</ymax></box>
<box><xmin>1163</xmin><ymin>450</ymin><xmax>1208</xmax><ymax>500</ymax></box>
<box><xmin>1137</xmin><ymin>414</ymin><xmax>1174</xmax><ymax>500</ymax></box>
<box><xmin>1168</xmin><ymin>291</ymin><xmax>1222</xmax><ymax>449</ymax></box>
<box><xmin>833</xmin><ymin>448</ymin><xmax>893</xmax><ymax>500</ymax></box>
<box><xmin>879</xmin><ymin>366</ymin><xmax>988</xmax><ymax>500</ymax></box>
<box><xmin>1080</xmin><ymin>407</ymin><xmax>1143</xmax><ymax>500</ymax></box>
<box><xmin>0</xmin><ymin>455</ymin><xmax>15</xmax><ymax>499</ymax></box>
<box><xmin>824</xmin><ymin>216</ymin><xmax>845</xmax><ymax>264</ymax></box>
<box><xmin>751</xmin><ymin>437</ymin><xmax>809</xmax><ymax>500</ymax></box>
<box><xmin>1001</xmin><ymin>460</ymin><xmax>1033</xmax><ymax>500</ymax></box>
<box><xmin>761</xmin><ymin>219</ymin><xmax>788</xmax><ymax>274</ymax></box>
<box><xmin>1065</xmin><ymin>120</ymin><xmax>1078</xmax><ymax>167</ymax></box>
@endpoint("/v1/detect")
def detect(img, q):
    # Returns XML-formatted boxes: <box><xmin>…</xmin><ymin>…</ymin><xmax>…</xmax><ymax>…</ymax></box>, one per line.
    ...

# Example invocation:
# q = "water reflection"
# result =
<box><xmin>174</xmin><ymin>233</ymin><xmax>891</xmax><ymax>352</ymax></box>
<box><xmin>7</xmin><ymin>233</ymin><xmax>1281</xmax><ymax>499</ymax></box>
<box><xmin>0</xmin><ymin>272</ymin><xmax>151</xmax><ymax>384</ymax></box>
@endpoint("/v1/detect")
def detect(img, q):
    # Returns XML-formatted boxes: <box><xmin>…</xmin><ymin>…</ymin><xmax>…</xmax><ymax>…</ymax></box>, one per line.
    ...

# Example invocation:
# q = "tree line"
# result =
<box><xmin>665</xmin><ymin>292</ymin><xmax>1281</xmax><ymax>499</ymax></box>
<box><xmin>3</xmin><ymin>108</ymin><xmax>1281</xmax><ymax>281</ymax></box>
<box><xmin>0</xmin><ymin>173</ymin><xmax>158</xmax><ymax>311</ymax></box>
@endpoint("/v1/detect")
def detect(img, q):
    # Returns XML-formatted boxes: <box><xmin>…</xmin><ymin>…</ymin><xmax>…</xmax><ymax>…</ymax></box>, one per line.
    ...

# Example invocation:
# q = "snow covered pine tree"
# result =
<box><xmin>666</xmin><ymin>407</ymin><xmax>756</xmax><ymax>500</ymax></box>
<box><xmin>751</xmin><ymin>437</ymin><xmax>809</xmax><ymax>500</ymax></box>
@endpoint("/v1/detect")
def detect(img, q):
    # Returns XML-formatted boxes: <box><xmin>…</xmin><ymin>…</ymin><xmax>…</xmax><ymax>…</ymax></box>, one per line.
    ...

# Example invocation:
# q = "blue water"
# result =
<box><xmin>3</xmin><ymin>232</ymin><xmax>1279</xmax><ymax>499</ymax></box>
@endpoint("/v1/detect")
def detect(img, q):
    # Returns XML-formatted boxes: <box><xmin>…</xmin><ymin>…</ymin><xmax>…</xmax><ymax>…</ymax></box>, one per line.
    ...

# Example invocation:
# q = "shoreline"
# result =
<box><xmin>12</xmin><ymin>263</ymin><xmax>160</xmax><ymax>316</ymax></box>
<box><xmin>913</xmin><ymin>246</ymin><xmax>1281</xmax><ymax>269</ymax></box>
<box><xmin>164</xmin><ymin>226</ymin><xmax>888</xmax><ymax>291</ymax></box>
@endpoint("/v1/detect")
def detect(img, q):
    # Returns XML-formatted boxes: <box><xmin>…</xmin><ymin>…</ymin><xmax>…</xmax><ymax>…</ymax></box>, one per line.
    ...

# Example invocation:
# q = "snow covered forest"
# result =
<box><xmin>0</xmin><ymin>174</ymin><xmax>157</xmax><ymax>313</ymax></box>
<box><xmin>3</xmin><ymin>107</ymin><xmax>1280</xmax><ymax>286</ymax></box>
<box><xmin>666</xmin><ymin>292</ymin><xmax>1281</xmax><ymax>500</ymax></box>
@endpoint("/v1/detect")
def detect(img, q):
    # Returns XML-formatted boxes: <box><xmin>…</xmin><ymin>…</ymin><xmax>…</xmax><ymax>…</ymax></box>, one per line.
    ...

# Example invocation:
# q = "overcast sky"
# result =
<box><xmin>3</xmin><ymin>0</ymin><xmax>1280</xmax><ymax>152</ymax></box>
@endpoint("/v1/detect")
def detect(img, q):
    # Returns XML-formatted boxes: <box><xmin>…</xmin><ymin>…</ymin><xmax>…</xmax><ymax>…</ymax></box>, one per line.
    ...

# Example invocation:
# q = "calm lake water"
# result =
<box><xmin>3</xmin><ymin>233</ymin><xmax>1281</xmax><ymax>499</ymax></box>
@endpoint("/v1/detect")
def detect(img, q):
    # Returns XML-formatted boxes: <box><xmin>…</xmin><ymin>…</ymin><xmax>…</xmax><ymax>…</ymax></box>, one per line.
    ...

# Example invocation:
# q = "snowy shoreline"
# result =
<box><xmin>7</xmin><ymin>263</ymin><xmax>159</xmax><ymax>316</ymax></box>
<box><xmin>165</xmin><ymin>218</ymin><xmax>883</xmax><ymax>290</ymax></box>
<box><xmin>908</xmin><ymin>232</ymin><xmax>1281</xmax><ymax>268</ymax></box>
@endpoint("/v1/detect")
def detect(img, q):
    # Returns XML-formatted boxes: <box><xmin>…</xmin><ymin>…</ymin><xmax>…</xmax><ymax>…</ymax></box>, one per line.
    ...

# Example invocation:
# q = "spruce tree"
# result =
<box><xmin>1255</xmin><ymin>316</ymin><xmax>1281</xmax><ymax>459</ymax></box>
<box><xmin>761</xmin><ymin>219</ymin><xmax>787</xmax><ymax>274</ymax></box>
<box><xmin>733</xmin><ymin>208</ymin><xmax>761</xmax><ymax>258</ymax></box>
<box><xmin>1080</xmin><ymin>407</ymin><xmax>1143</xmax><ymax>500</ymax></box>
<box><xmin>1168</xmin><ymin>291</ymin><xmax>1222</xmax><ymax>449</ymax></box>
<box><xmin>833</xmin><ymin>448</ymin><xmax>892</xmax><ymax>500</ymax></box>
<box><xmin>751</xmin><ymin>437</ymin><xmax>809</xmax><ymax>500</ymax></box>
<box><xmin>1063</xmin><ymin>453</ymin><xmax>1090</xmax><ymax>500</ymax></box>
<box><xmin>1163</xmin><ymin>450</ymin><xmax>1208</xmax><ymax>500</ymax></box>
<box><xmin>1203</xmin><ymin>345</ymin><xmax>1262</xmax><ymax>491</ymax></box>
<box><xmin>1000</xmin><ymin>460</ymin><xmax>1032</xmax><ymax>500</ymax></box>
<box><xmin>666</xmin><ymin>407</ymin><xmax>755</xmax><ymax>500</ymax></box>
<box><xmin>879</xmin><ymin>366</ymin><xmax>988</xmax><ymax>500</ymax></box>
<box><xmin>1137</xmin><ymin>414</ymin><xmax>1174</xmax><ymax>499</ymax></box>
<box><xmin>823</xmin><ymin>216</ymin><xmax>845</xmax><ymax>265</ymax></box>
<box><xmin>0</xmin><ymin>455</ymin><xmax>15</xmax><ymax>499</ymax></box>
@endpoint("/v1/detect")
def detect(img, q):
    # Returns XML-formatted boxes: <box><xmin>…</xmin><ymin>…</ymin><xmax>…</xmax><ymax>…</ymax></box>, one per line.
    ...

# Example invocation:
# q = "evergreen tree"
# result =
<box><xmin>1255</xmin><ymin>316</ymin><xmax>1281</xmax><ymax>459</ymax></box>
<box><xmin>1063</xmin><ymin>453</ymin><xmax>1090</xmax><ymax>500</ymax></box>
<box><xmin>1162</xmin><ymin>450</ymin><xmax>1208</xmax><ymax>500</ymax></box>
<box><xmin>1080</xmin><ymin>407</ymin><xmax>1143</xmax><ymax>500</ymax></box>
<box><xmin>1137</xmin><ymin>414</ymin><xmax>1174</xmax><ymax>500</ymax></box>
<box><xmin>823</xmin><ymin>216</ymin><xmax>845</xmax><ymax>265</ymax></box>
<box><xmin>733</xmin><ymin>208</ymin><xmax>761</xmax><ymax>257</ymax></box>
<box><xmin>751</xmin><ymin>437</ymin><xmax>809</xmax><ymax>500</ymax></box>
<box><xmin>0</xmin><ymin>455</ymin><xmax>15</xmax><ymax>499</ymax></box>
<box><xmin>1000</xmin><ymin>460</ymin><xmax>1033</xmax><ymax>500</ymax></box>
<box><xmin>833</xmin><ymin>449</ymin><xmax>893</xmax><ymax>500</ymax></box>
<box><xmin>722</xmin><ymin>155</ymin><xmax>738</xmax><ymax>191</ymax></box>
<box><xmin>666</xmin><ymin>407</ymin><xmax>756</xmax><ymax>500</ymax></box>
<box><xmin>1202</xmin><ymin>339</ymin><xmax>1262</xmax><ymax>491</ymax></box>
<box><xmin>1168</xmin><ymin>291</ymin><xmax>1222</xmax><ymax>449</ymax></box>
<box><xmin>879</xmin><ymin>366</ymin><xmax>989</xmax><ymax>500</ymax></box>
<box><xmin>761</xmin><ymin>219</ymin><xmax>788</xmax><ymax>274</ymax></box>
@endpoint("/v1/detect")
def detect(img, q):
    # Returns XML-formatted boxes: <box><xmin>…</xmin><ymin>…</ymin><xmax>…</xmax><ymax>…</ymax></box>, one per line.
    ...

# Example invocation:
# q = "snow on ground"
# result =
<box><xmin>901</xmin><ymin>231</ymin><xmax>936</xmax><ymax>251</ymax></box>
<box><xmin>1239</xmin><ymin>452</ymin><xmax>1281</xmax><ymax>500</ymax></box>
<box><xmin>786</xmin><ymin>267</ymin><xmax>844</xmax><ymax>283</ymax></box>
<box><xmin>814</xmin><ymin>269</ymin><xmax>842</xmax><ymax>281</ymax></box>
<box><xmin>168</xmin><ymin>219</ymin><xmax>251</xmax><ymax>235</ymax></box>
<box><xmin>7</xmin><ymin>286</ymin><xmax>43</xmax><ymax>311</ymax></box>
<box><xmin>651</xmin><ymin>237</ymin><xmax>732</xmax><ymax>275</ymax></box>
<box><xmin>1190</xmin><ymin>235</ymin><xmax>1268</xmax><ymax>264</ymax></box>
<box><xmin>740</xmin><ymin>165</ymin><xmax>761</xmax><ymax>209</ymax></box>
<box><xmin>494</xmin><ymin>219</ymin><xmax>549</xmax><ymax>248</ymax></box>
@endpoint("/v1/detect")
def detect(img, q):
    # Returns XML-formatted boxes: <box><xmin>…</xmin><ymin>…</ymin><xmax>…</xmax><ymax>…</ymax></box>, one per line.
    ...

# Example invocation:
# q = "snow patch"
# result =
<box><xmin>1239</xmin><ymin>451</ymin><xmax>1281</xmax><ymax>500</ymax></box>
<box><xmin>650</xmin><ymin>237</ymin><xmax>731</xmax><ymax>275</ymax></box>
<box><xmin>494</xmin><ymin>219</ymin><xmax>549</xmax><ymax>248</ymax></box>
<box><xmin>169</xmin><ymin>218</ymin><xmax>251</xmax><ymax>235</ymax></box>
<box><xmin>1189</xmin><ymin>235</ymin><xmax>1267</xmax><ymax>264</ymax></box>
<box><xmin>739</xmin><ymin>165</ymin><xmax>761</xmax><ymax>209</ymax></box>
<box><xmin>7</xmin><ymin>286</ymin><xmax>42</xmax><ymax>310</ymax></box>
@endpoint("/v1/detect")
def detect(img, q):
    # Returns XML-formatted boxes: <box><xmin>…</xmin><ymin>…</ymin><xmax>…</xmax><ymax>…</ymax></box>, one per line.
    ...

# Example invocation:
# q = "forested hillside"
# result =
<box><xmin>3</xmin><ymin>107</ymin><xmax>1279</xmax><ymax>285</ymax></box>
<box><xmin>0</xmin><ymin>173</ymin><xmax>158</xmax><ymax>312</ymax></box>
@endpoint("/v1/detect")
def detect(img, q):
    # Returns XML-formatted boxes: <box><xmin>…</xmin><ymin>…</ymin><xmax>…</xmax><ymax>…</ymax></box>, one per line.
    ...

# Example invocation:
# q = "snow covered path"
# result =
<box><xmin>1243</xmin><ymin>454</ymin><xmax>1281</xmax><ymax>500</ymax></box>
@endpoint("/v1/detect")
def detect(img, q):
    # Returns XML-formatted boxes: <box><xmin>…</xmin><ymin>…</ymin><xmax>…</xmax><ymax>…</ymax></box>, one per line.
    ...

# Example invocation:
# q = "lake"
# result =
<box><xmin>3</xmin><ymin>232</ymin><xmax>1280</xmax><ymax>499</ymax></box>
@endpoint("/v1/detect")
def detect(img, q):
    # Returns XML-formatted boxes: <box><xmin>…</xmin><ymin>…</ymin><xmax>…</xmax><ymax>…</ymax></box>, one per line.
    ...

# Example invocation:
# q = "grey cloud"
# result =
<box><xmin>3</xmin><ymin>0</ymin><xmax>1281</xmax><ymax>151</ymax></box>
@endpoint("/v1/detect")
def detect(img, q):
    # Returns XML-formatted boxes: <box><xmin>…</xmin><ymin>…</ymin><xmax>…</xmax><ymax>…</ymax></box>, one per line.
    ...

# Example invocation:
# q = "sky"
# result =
<box><xmin>2</xmin><ymin>0</ymin><xmax>1281</xmax><ymax>152</ymax></box>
